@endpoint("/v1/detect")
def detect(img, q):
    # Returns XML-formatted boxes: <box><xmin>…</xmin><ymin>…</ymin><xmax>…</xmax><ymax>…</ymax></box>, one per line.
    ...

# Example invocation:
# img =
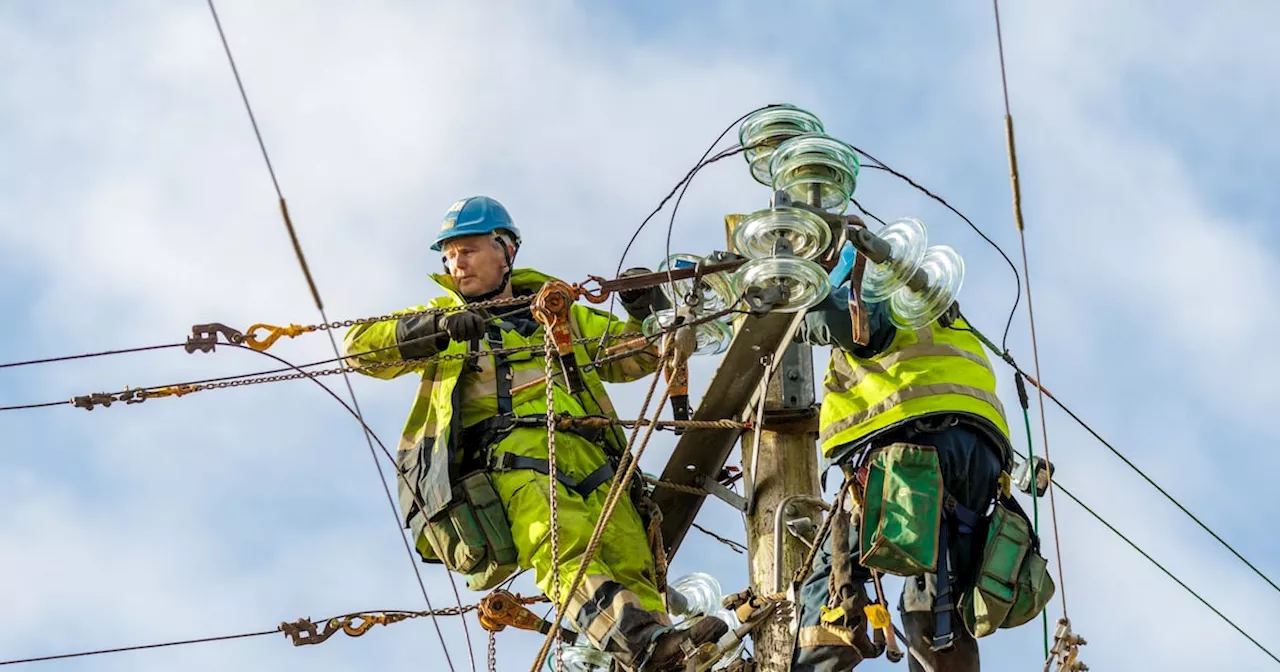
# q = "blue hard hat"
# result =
<box><xmin>431</xmin><ymin>196</ymin><xmax>522</xmax><ymax>252</ymax></box>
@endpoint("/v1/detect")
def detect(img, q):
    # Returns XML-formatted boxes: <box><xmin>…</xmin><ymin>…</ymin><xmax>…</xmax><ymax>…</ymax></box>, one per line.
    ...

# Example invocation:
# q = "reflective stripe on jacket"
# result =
<box><xmin>818</xmin><ymin>313</ymin><xmax>1012</xmax><ymax>464</ymax></box>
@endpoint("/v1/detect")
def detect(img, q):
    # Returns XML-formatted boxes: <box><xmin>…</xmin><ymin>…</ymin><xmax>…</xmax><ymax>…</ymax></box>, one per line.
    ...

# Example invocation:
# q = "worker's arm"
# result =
<box><xmin>575</xmin><ymin>306</ymin><xmax>663</xmax><ymax>383</ymax></box>
<box><xmin>796</xmin><ymin>285</ymin><xmax>898</xmax><ymax>359</ymax></box>
<box><xmin>342</xmin><ymin>306</ymin><xmax>452</xmax><ymax>380</ymax></box>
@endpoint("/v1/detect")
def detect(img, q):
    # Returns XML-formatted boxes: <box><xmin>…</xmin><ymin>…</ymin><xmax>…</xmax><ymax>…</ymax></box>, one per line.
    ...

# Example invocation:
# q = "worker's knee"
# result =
<box><xmin>564</xmin><ymin>573</ymin><xmax>670</xmax><ymax>664</ymax></box>
<box><xmin>899</xmin><ymin>577</ymin><xmax>981</xmax><ymax>672</ymax></box>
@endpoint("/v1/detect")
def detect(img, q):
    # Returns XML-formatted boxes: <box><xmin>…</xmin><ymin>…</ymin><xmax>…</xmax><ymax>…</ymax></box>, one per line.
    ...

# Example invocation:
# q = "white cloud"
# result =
<box><xmin>3</xmin><ymin>0</ymin><xmax>1279</xmax><ymax>670</ymax></box>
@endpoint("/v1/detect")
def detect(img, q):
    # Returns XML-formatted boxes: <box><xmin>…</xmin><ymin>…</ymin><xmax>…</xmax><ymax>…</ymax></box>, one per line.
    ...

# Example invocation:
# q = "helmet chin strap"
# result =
<box><xmin>462</xmin><ymin>237</ymin><xmax>516</xmax><ymax>304</ymax></box>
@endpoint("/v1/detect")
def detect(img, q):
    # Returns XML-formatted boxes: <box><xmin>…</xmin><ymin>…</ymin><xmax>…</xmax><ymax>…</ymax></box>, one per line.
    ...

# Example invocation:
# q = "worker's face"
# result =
<box><xmin>443</xmin><ymin>234</ymin><xmax>512</xmax><ymax>297</ymax></box>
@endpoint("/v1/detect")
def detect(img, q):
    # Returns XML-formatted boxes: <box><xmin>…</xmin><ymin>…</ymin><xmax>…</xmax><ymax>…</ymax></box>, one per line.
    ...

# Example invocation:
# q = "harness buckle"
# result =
<box><xmin>489</xmin><ymin>450</ymin><xmax>517</xmax><ymax>472</ymax></box>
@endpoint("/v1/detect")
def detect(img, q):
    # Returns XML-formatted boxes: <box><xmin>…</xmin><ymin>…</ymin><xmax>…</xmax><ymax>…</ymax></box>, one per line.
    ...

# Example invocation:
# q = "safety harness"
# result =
<box><xmin>847</xmin><ymin>414</ymin><xmax>999</xmax><ymax>653</ymax></box>
<box><xmin>458</xmin><ymin>318</ymin><xmax>621</xmax><ymax>500</ymax></box>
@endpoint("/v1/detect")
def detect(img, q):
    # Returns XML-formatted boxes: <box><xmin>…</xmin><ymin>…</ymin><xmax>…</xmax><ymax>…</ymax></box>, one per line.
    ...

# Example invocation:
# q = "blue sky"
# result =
<box><xmin>2</xmin><ymin>0</ymin><xmax>1279</xmax><ymax>670</ymax></box>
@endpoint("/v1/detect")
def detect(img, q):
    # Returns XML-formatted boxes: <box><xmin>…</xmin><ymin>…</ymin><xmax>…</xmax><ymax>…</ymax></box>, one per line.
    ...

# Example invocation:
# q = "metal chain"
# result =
<box><xmin>543</xmin><ymin>337</ymin><xmax>564</xmax><ymax>672</ymax></box>
<box><xmin>74</xmin><ymin>302</ymin><xmax>743</xmax><ymax>412</ymax></box>
<box><xmin>488</xmin><ymin>631</ymin><xmax>498</xmax><ymax>672</ymax></box>
<box><xmin>310</xmin><ymin>295</ymin><xmax>534</xmax><ymax>333</ymax></box>
<box><xmin>306</xmin><ymin>269</ymin><xmax>738</xmax><ymax>334</ymax></box>
<box><xmin>70</xmin><ymin>333</ymin><xmax>644</xmax><ymax>411</ymax></box>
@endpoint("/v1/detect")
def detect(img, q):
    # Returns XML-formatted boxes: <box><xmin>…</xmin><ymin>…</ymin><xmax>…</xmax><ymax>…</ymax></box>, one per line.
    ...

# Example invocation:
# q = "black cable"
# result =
<box><xmin>0</xmin><ymin>400</ymin><xmax>69</xmax><ymax>412</ymax></box>
<box><xmin>850</xmin><ymin>198</ymin><xmax>887</xmax><ymax>227</ymax></box>
<box><xmin>853</xmin><ymin>149</ymin><xmax>1021</xmax><ymax>351</ymax></box>
<box><xmin>0</xmin><ymin>343</ymin><xmax>190</xmax><ymax>370</ymax></box>
<box><xmin>0</xmin><ymin>629</ymin><xmax>279</xmax><ymax>666</ymax></box>
<box><xmin>595</xmin><ymin>104</ymin><xmax>784</xmax><ymax>355</ymax></box>
<box><xmin>614</xmin><ymin>105</ymin><xmax>781</xmax><ymax>280</ymax></box>
<box><xmin>690</xmin><ymin>521</ymin><xmax>747</xmax><ymax>554</ymax></box>
<box><xmin>964</xmin><ymin>318</ymin><xmax>1280</xmax><ymax>607</ymax></box>
<box><xmin>0</xmin><ymin>332</ymin><xmax>445</xmax><ymax>413</ymax></box>
<box><xmin>663</xmin><ymin>144</ymin><xmax>753</xmax><ymax>308</ymax></box>
<box><xmin>1013</xmin><ymin>446</ymin><xmax>1280</xmax><ymax>665</ymax></box>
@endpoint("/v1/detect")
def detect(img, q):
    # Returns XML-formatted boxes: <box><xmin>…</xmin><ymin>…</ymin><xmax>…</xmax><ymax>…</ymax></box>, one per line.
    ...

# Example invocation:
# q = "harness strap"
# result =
<box><xmin>486</xmin><ymin>322</ymin><xmax>514</xmax><ymax>416</ymax></box>
<box><xmin>488</xmin><ymin>452</ymin><xmax>616</xmax><ymax>499</ymax></box>
<box><xmin>932</xmin><ymin>494</ymin><xmax>983</xmax><ymax>651</ymax></box>
<box><xmin>932</xmin><ymin>517</ymin><xmax>955</xmax><ymax>651</ymax></box>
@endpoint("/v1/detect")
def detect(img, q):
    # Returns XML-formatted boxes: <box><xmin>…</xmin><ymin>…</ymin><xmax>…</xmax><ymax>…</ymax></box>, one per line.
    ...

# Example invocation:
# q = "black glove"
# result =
<box><xmin>439</xmin><ymin>310</ymin><xmax>487</xmax><ymax>342</ymax></box>
<box><xmin>618</xmin><ymin>267</ymin><xmax>671</xmax><ymax>321</ymax></box>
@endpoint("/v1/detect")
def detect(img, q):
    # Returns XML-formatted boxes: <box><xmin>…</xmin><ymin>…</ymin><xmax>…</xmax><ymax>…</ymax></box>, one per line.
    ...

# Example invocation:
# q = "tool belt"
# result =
<box><xmin>852</xmin><ymin>441</ymin><xmax>982</xmax><ymax>651</ymax></box>
<box><xmin>850</xmin><ymin>430</ymin><xmax>1052</xmax><ymax>650</ymax></box>
<box><xmin>420</xmin><ymin>470</ymin><xmax>520</xmax><ymax>592</ymax></box>
<box><xmin>418</xmin><ymin>413</ymin><xmax>629</xmax><ymax>592</ymax></box>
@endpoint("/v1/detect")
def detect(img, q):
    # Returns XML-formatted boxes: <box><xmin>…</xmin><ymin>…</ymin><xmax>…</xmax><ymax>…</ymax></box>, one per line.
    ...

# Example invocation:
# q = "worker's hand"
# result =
<box><xmin>618</xmin><ymin>267</ymin><xmax>671</xmax><ymax>321</ymax></box>
<box><xmin>439</xmin><ymin>310</ymin><xmax>487</xmax><ymax>342</ymax></box>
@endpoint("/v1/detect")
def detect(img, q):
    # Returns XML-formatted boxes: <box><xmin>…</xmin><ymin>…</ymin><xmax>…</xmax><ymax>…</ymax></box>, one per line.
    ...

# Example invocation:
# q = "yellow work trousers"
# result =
<box><xmin>491</xmin><ymin>430</ymin><xmax>668</xmax><ymax>663</ymax></box>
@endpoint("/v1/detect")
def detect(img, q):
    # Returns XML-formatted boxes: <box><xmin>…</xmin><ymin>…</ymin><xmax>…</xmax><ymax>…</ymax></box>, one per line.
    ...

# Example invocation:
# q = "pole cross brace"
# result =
<box><xmin>698</xmin><ymin>472</ymin><xmax>750</xmax><ymax>513</ymax></box>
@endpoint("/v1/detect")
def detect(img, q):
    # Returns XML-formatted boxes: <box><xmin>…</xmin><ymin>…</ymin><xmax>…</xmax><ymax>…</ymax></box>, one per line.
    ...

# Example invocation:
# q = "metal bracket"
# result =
<box><xmin>698</xmin><ymin>473</ymin><xmax>749</xmax><ymax>513</ymax></box>
<box><xmin>758</xmin><ymin>406</ymin><xmax>819</xmax><ymax>434</ymax></box>
<box><xmin>1044</xmin><ymin>617</ymin><xmax>1088</xmax><ymax>671</ymax></box>
<box><xmin>776</xmin><ymin>344</ymin><xmax>815</xmax><ymax>410</ymax></box>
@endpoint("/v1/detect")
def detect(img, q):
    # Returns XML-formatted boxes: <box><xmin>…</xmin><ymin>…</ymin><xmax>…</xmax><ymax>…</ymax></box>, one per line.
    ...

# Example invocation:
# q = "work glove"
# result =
<box><xmin>439</xmin><ymin>310</ymin><xmax>487</xmax><ymax>342</ymax></box>
<box><xmin>618</xmin><ymin>267</ymin><xmax>671</xmax><ymax>321</ymax></box>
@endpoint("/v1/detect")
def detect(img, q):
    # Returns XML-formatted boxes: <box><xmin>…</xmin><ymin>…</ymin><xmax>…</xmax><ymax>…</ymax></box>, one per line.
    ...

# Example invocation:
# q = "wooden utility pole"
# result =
<box><xmin>727</xmin><ymin>198</ymin><xmax>827</xmax><ymax>670</ymax></box>
<box><xmin>651</xmin><ymin>202</ymin><xmax>835</xmax><ymax>670</ymax></box>
<box><xmin>742</xmin><ymin>339</ymin><xmax>823</xmax><ymax>671</ymax></box>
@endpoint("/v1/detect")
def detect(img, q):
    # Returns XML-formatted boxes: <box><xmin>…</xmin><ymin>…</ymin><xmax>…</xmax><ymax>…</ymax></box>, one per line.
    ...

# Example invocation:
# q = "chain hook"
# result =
<box><xmin>577</xmin><ymin>276</ymin><xmax>611</xmax><ymax>304</ymax></box>
<box><xmin>243</xmin><ymin>323</ymin><xmax>313</xmax><ymax>351</ymax></box>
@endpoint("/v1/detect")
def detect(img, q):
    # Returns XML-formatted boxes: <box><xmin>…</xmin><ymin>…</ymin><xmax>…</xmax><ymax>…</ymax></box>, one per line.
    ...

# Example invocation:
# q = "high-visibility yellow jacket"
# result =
<box><xmin>806</xmin><ymin>289</ymin><xmax>1013</xmax><ymax>466</ymax></box>
<box><xmin>341</xmin><ymin>268</ymin><xmax>661</xmax><ymax>528</ymax></box>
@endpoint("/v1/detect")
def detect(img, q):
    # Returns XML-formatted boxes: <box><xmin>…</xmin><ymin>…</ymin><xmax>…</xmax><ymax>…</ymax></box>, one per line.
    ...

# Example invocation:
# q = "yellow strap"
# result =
<box><xmin>820</xmin><ymin>605</ymin><xmax>846</xmax><ymax>624</ymax></box>
<box><xmin>864</xmin><ymin>604</ymin><xmax>890</xmax><ymax>629</ymax></box>
<box><xmin>998</xmin><ymin>471</ymin><xmax>1013</xmax><ymax>499</ymax></box>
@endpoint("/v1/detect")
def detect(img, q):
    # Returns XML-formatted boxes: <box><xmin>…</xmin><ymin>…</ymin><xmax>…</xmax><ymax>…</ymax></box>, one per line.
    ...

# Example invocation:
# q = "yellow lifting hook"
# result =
<box><xmin>243</xmin><ymin>323</ymin><xmax>314</xmax><ymax>351</ymax></box>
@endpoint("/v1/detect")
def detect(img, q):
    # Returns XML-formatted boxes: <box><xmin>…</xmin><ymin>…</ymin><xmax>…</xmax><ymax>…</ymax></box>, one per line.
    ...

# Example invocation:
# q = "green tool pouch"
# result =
<box><xmin>421</xmin><ymin>471</ymin><xmax>519</xmax><ymax>591</ymax></box>
<box><xmin>960</xmin><ymin>496</ymin><xmax>1055</xmax><ymax>638</ymax></box>
<box><xmin>858</xmin><ymin>442</ymin><xmax>945</xmax><ymax>576</ymax></box>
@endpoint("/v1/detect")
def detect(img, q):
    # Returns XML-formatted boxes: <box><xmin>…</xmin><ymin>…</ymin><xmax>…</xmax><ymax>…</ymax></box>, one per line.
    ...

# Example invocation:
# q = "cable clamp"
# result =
<box><xmin>186</xmin><ymin>323</ymin><xmax>245</xmax><ymax>354</ymax></box>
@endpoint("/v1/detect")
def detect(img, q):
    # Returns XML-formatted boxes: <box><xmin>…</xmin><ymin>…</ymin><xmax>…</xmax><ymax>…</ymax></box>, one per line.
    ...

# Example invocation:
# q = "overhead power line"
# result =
<box><xmin>969</xmin><ymin>318</ymin><xmax>1280</xmax><ymax>603</ymax></box>
<box><xmin>0</xmin><ymin>629</ymin><xmax>279</xmax><ymax>667</ymax></box>
<box><xmin>203</xmin><ymin>2</ymin><xmax>472</xmax><ymax>670</ymax></box>
<box><xmin>0</xmin><ymin>605</ymin><xmax>485</xmax><ymax>667</ymax></box>
<box><xmin>595</xmin><ymin>104</ymin><xmax>782</xmax><ymax>355</ymax></box>
<box><xmin>1014</xmin><ymin>446</ymin><xmax>1280</xmax><ymax>666</ymax></box>
<box><xmin>988</xmin><ymin>0</ymin><xmax>1069</xmax><ymax>621</ymax></box>
<box><xmin>0</xmin><ymin>343</ymin><xmax>189</xmax><ymax>370</ymax></box>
